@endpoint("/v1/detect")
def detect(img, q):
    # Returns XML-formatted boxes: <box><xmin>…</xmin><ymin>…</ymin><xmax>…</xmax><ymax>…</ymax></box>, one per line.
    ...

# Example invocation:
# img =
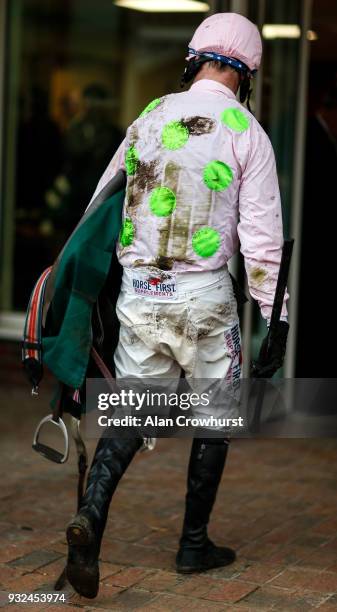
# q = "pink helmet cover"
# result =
<box><xmin>188</xmin><ymin>13</ymin><xmax>262</xmax><ymax>72</ymax></box>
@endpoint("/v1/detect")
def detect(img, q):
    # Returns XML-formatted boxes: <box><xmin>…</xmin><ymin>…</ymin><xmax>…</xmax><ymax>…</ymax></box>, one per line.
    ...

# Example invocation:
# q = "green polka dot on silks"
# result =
<box><xmin>192</xmin><ymin>227</ymin><xmax>221</xmax><ymax>258</ymax></box>
<box><xmin>125</xmin><ymin>145</ymin><xmax>139</xmax><ymax>176</ymax></box>
<box><xmin>221</xmin><ymin>107</ymin><xmax>250</xmax><ymax>132</ymax></box>
<box><xmin>161</xmin><ymin>121</ymin><xmax>189</xmax><ymax>150</ymax></box>
<box><xmin>120</xmin><ymin>218</ymin><xmax>134</xmax><ymax>247</ymax></box>
<box><xmin>139</xmin><ymin>98</ymin><xmax>162</xmax><ymax>118</ymax></box>
<box><xmin>203</xmin><ymin>160</ymin><xmax>233</xmax><ymax>191</ymax></box>
<box><xmin>149</xmin><ymin>186</ymin><xmax>176</xmax><ymax>217</ymax></box>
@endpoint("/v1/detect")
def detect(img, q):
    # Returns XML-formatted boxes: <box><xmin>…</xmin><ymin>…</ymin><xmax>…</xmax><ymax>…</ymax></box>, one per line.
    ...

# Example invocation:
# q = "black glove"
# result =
<box><xmin>251</xmin><ymin>321</ymin><xmax>289</xmax><ymax>378</ymax></box>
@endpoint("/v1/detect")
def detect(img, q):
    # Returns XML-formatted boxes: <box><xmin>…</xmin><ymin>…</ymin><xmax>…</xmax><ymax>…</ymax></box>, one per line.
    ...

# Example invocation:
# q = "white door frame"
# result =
<box><xmin>232</xmin><ymin>0</ymin><xmax>312</xmax><ymax>379</ymax></box>
<box><xmin>285</xmin><ymin>0</ymin><xmax>312</xmax><ymax>377</ymax></box>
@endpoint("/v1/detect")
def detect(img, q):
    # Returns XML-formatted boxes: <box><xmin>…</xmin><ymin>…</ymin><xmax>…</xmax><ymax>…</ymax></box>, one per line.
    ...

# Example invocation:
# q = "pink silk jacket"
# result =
<box><xmin>89</xmin><ymin>79</ymin><xmax>288</xmax><ymax>320</ymax></box>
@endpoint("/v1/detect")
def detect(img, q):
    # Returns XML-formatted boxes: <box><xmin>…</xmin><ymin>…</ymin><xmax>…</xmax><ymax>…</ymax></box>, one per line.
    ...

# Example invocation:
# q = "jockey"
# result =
<box><xmin>65</xmin><ymin>13</ymin><xmax>289</xmax><ymax>598</ymax></box>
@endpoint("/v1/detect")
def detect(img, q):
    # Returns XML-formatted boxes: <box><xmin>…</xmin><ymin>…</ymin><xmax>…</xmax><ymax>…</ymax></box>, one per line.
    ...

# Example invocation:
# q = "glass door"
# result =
<box><xmin>0</xmin><ymin>0</ymin><xmax>205</xmax><ymax>317</ymax></box>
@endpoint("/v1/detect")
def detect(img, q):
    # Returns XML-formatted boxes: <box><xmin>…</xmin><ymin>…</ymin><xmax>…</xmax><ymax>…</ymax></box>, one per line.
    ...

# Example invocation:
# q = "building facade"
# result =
<box><xmin>0</xmin><ymin>0</ymin><xmax>336</xmax><ymax>377</ymax></box>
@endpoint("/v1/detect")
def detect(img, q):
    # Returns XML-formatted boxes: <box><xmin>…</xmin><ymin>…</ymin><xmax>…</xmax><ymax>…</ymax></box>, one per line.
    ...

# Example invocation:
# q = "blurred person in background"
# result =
<box><xmin>297</xmin><ymin>67</ymin><xmax>337</xmax><ymax>377</ymax></box>
<box><xmin>42</xmin><ymin>83</ymin><xmax>123</xmax><ymax>244</ymax></box>
<box><xmin>14</xmin><ymin>88</ymin><xmax>63</xmax><ymax>308</ymax></box>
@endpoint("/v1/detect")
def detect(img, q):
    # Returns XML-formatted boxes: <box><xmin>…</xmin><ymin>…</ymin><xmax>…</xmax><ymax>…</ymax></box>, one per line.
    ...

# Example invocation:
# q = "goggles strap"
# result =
<box><xmin>187</xmin><ymin>47</ymin><xmax>255</xmax><ymax>76</ymax></box>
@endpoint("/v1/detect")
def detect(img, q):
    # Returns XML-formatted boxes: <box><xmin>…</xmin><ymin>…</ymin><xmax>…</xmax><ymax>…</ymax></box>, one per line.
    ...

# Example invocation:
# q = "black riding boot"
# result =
<box><xmin>66</xmin><ymin>435</ymin><xmax>142</xmax><ymax>598</ymax></box>
<box><xmin>176</xmin><ymin>438</ymin><xmax>236</xmax><ymax>573</ymax></box>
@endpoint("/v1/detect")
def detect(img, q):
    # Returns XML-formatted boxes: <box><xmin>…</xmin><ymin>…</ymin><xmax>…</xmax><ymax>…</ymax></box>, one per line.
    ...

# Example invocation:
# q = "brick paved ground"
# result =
<box><xmin>1</xmin><ymin>376</ymin><xmax>337</xmax><ymax>611</ymax></box>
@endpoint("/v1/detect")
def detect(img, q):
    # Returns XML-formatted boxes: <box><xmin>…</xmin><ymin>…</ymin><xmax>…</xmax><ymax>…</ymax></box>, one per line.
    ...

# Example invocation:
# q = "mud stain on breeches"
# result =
<box><xmin>157</xmin><ymin>309</ymin><xmax>195</xmax><ymax>345</ymax></box>
<box><xmin>215</xmin><ymin>303</ymin><xmax>233</xmax><ymax>317</ymax></box>
<box><xmin>196</xmin><ymin>316</ymin><xmax>219</xmax><ymax>340</ymax></box>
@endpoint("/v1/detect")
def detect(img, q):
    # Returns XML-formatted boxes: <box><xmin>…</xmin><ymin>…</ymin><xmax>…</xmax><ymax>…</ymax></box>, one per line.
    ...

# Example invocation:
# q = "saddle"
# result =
<box><xmin>22</xmin><ymin>170</ymin><xmax>126</xmax><ymax>589</ymax></box>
